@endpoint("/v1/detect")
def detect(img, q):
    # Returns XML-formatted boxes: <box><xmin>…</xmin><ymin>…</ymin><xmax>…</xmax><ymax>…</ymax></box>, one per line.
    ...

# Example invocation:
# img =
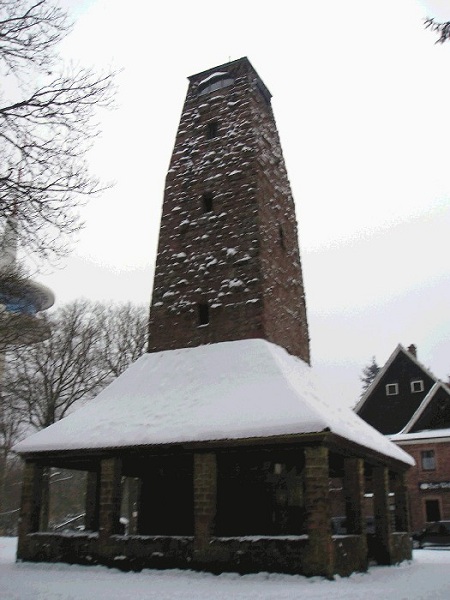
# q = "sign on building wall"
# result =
<box><xmin>419</xmin><ymin>482</ymin><xmax>450</xmax><ymax>491</ymax></box>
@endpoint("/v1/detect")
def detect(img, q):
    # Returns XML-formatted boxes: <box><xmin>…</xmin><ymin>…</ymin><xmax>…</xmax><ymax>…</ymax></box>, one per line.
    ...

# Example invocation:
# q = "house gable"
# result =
<box><xmin>408</xmin><ymin>383</ymin><xmax>450</xmax><ymax>433</ymax></box>
<box><xmin>356</xmin><ymin>345</ymin><xmax>436</xmax><ymax>434</ymax></box>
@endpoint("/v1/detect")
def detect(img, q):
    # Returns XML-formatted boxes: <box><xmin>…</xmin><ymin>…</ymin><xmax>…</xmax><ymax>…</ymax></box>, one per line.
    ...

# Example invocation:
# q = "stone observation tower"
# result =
<box><xmin>149</xmin><ymin>57</ymin><xmax>310</xmax><ymax>364</ymax></box>
<box><xmin>14</xmin><ymin>58</ymin><xmax>413</xmax><ymax>578</ymax></box>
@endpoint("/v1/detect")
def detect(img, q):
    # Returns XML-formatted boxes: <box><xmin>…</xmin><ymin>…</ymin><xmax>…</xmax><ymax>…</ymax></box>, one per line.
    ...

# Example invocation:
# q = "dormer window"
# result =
<box><xmin>411</xmin><ymin>380</ymin><xmax>424</xmax><ymax>393</ymax></box>
<box><xmin>386</xmin><ymin>383</ymin><xmax>399</xmax><ymax>396</ymax></box>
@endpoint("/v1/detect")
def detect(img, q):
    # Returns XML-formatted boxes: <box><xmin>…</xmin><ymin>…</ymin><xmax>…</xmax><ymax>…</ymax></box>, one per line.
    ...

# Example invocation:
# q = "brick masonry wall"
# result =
<box><xmin>252</xmin><ymin>80</ymin><xmax>309</xmax><ymax>364</ymax></box>
<box><xmin>398</xmin><ymin>440</ymin><xmax>450</xmax><ymax>532</ymax></box>
<box><xmin>148</xmin><ymin>58</ymin><xmax>310</xmax><ymax>364</ymax></box>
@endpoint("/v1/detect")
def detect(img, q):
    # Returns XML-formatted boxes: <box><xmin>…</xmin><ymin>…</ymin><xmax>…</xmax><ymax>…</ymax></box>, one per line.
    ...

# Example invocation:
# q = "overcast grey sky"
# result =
<box><xmin>37</xmin><ymin>0</ymin><xmax>450</xmax><ymax>405</ymax></box>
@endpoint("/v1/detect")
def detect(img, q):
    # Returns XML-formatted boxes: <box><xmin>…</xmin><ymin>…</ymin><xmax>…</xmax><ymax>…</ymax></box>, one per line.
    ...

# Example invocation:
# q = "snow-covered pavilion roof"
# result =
<box><xmin>14</xmin><ymin>339</ymin><xmax>413</xmax><ymax>465</ymax></box>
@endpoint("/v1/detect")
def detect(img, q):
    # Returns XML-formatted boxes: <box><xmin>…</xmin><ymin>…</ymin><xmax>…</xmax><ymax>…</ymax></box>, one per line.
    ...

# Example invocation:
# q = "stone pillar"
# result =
<box><xmin>343</xmin><ymin>457</ymin><xmax>368</xmax><ymax>572</ymax></box>
<box><xmin>98</xmin><ymin>457</ymin><xmax>122</xmax><ymax>555</ymax></box>
<box><xmin>85</xmin><ymin>470</ymin><xmax>100</xmax><ymax>532</ymax></box>
<box><xmin>17</xmin><ymin>461</ymin><xmax>43</xmax><ymax>560</ymax></box>
<box><xmin>344</xmin><ymin>458</ymin><xmax>365</xmax><ymax>535</ymax></box>
<box><xmin>373</xmin><ymin>466</ymin><xmax>392</xmax><ymax>564</ymax></box>
<box><xmin>194</xmin><ymin>452</ymin><xmax>217</xmax><ymax>561</ymax></box>
<box><xmin>136</xmin><ymin>478</ymin><xmax>151</xmax><ymax>535</ymax></box>
<box><xmin>128</xmin><ymin>477</ymin><xmax>141</xmax><ymax>535</ymax></box>
<box><xmin>303</xmin><ymin>446</ymin><xmax>334</xmax><ymax>578</ymax></box>
<box><xmin>392</xmin><ymin>471</ymin><xmax>410</xmax><ymax>533</ymax></box>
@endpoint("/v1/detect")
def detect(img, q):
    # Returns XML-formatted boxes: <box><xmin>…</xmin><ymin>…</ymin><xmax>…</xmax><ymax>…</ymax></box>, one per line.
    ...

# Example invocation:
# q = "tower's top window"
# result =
<box><xmin>198</xmin><ymin>72</ymin><xmax>234</xmax><ymax>96</ymax></box>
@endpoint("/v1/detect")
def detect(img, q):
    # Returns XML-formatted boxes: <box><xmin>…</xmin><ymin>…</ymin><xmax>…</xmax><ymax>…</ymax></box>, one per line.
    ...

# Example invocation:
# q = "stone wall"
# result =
<box><xmin>17</xmin><ymin>532</ymin><xmax>99</xmax><ymax>564</ymax></box>
<box><xmin>333</xmin><ymin>535</ymin><xmax>368</xmax><ymax>576</ymax></box>
<box><xmin>19</xmin><ymin>531</ymin><xmax>411</xmax><ymax>575</ymax></box>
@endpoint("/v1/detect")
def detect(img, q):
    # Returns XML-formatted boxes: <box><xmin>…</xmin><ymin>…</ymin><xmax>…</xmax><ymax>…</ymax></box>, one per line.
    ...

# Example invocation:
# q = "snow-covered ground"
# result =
<box><xmin>2</xmin><ymin>538</ymin><xmax>450</xmax><ymax>599</ymax></box>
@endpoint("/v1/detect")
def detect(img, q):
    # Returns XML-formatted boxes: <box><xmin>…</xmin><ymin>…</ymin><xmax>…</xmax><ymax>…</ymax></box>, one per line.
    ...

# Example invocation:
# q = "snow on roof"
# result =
<box><xmin>390</xmin><ymin>428</ymin><xmax>450</xmax><ymax>443</ymax></box>
<box><xmin>198</xmin><ymin>72</ymin><xmax>229</xmax><ymax>86</ymax></box>
<box><xmin>14</xmin><ymin>339</ymin><xmax>413</xmax><ymax>465</ymax></box>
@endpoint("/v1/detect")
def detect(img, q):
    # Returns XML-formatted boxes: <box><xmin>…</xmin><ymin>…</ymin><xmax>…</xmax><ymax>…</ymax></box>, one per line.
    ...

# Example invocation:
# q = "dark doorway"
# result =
<box><xmin>425</xmin><ymin>499</ymin><xmax>441</xmax><ymax>522</ymax></box>
<box><xmin>137</xmin><ymin>454</ymin><xmax>194</xmax><ymax>535</ymax></box>
<box><xmin>216</xmin><ymin>450</ymin><xmax>305</xmax><ymax>536</ymax></box>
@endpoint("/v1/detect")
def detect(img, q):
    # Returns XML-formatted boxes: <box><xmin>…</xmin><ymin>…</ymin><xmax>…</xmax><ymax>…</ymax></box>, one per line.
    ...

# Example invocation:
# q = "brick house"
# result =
<box><xmin>14</xmin><ymin>57</ymin><xmax>413</xmax><ymax>577</ymax></box>
<box><xmin>355</xmin><ymin>344</ymin><xmax>450</xmax><ymax>532</ymax></box>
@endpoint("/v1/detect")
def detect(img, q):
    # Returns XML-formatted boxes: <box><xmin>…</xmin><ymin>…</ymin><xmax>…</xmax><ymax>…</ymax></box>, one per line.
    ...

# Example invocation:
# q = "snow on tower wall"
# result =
<box><xmin>148</xmin><ymin>57</ymin><xmax>310</xmax><ymax>364</ymax></box>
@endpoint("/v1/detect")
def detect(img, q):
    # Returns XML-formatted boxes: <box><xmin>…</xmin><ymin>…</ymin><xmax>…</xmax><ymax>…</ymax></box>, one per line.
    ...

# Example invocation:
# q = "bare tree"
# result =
<box><xmin>425</xmin><ymin>18</ymin><xmax>450</xmax><ymax>44</ymax></box>
<box><xmin>1</xmin><ymin>299</ymin><xmax>148</xmax><ymax>529</ymax></box>
<box><xmin>0</xmin><ymin>387</ymin><xmax>23</xmax><ymax>527</ymax></box>
<box><xmin>3</xmin><ymin>299</ymin><xmax>147</xmax><ymax>441</ymax></box>
<box><xmin>3</xmin><ymin>300</ymin><xmax>108</xmax><ymax>431</ymax></box>
<box><xmin>97</xmin><ymin>303</ymin><xmax>149</xmax><ymax>378</ymax></box>
<box><xmin>0</xmin><ymin>0</ymin><xmax>115</xmax><ymax>263</ymax></box>
<box><xmin>0</xmin><ymin>0</ymin><xmax>67</xmax><ymax>74</ymax></box>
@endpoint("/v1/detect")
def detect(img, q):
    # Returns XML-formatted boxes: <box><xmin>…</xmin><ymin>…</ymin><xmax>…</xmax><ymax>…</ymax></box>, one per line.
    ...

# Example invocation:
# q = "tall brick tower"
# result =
<box><xmin>149</xmin><ymin>57</ymin><xmax>310</xmax><ymax>364</ymax></box>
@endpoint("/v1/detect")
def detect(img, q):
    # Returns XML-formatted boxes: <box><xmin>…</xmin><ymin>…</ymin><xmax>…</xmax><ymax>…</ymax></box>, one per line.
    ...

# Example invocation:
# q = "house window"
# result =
<box><xmin>411</xmin><ymin>380</ymin><xmax>424</xmax><ymax>393</ymax></box>
<box><xmin>425</xmin><ymin>499</ymin><xmax>441</xmax><ymax>522</ymax></box>
<box><xmin>421</xmin><ymin>450</ymin><xmax>436</xmax><ymax>471</ymax></box>
<box><xmin>206</xmin><ymin>121</ymin><xmax>218</xmax><ymax>139</ymax></box>
<box><xmin>386</xmin><ymin>383</ymin><xmax>399</xmax><ymax>396</ymax></box>
<box><xmin>198</xmin><ymin>303</ymin><xmax>209</xmax><ymax>326</ymax></box>
<box><xmin>202</xmin><ymin>192</ymin><xmax>213</xmax><ymax>213</ymax></box>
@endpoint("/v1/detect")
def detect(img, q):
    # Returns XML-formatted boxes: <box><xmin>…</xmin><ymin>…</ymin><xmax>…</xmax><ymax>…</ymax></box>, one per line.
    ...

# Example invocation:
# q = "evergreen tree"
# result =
<box><xmin>360</xmin><ymin>356</ymin><xmax>380</xmax><ymax>396</ymax></box>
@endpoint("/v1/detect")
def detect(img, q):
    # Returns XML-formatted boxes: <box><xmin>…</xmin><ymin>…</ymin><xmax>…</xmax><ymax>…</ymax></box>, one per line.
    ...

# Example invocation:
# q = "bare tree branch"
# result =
<box><xmin>425</xmin><ymin>17</ymin><xmax>450</xmax><ymax>44</ymax></box>
<box><xmin>0</xmin><ymin>0</ymin><xmax>116</xmax><ymax>263</ymax></box>
<box><xmin>0</xmin><ymin>0</ymin><xmax>68</xmax><ymax>76</ymax></box>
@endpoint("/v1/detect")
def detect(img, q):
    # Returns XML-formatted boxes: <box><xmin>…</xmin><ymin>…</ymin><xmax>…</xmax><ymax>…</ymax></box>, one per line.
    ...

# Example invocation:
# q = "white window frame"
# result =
<box><xmin>421</xmin><ymin>450</ymin><xmax>436</xmax><ymax>471</ymax></box>
<box><xmin>386</xmin><ymin>383</ymin><xmax>399</xmax><ymax>396</ymax></box>
<box><xmin>411</xmin><ymin>380</ymin><xmax>424</xmax><ymax>393</ymax></box>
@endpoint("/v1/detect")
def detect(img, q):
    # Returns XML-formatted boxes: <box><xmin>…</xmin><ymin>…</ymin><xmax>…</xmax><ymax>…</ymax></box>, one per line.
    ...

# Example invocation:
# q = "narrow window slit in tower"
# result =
<box><xmin>198</xmin><ymin>303</ymin><xmax>209</xmax><ymax>326</ymax></box>
<box><xmin>278</xmin><ymin>224</ymin><xmax>285</xmax><ymax>250</ymax></box>
<box><xmin>206</xmin><ymin>121</ymin><xmax>218</xmax><ymax>139</ymax></box>
<box><xmin>202</xmin><ymin>192</ymin><xmax>214</xmax><ymax>213</ymax></box>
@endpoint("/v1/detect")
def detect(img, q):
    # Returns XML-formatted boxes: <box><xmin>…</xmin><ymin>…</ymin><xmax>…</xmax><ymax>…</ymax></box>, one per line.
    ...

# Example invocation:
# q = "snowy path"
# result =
<box><xmin>2</xmin><ymin>538</ymin><xmax>450</xmax><ymax>599</ymax></box>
